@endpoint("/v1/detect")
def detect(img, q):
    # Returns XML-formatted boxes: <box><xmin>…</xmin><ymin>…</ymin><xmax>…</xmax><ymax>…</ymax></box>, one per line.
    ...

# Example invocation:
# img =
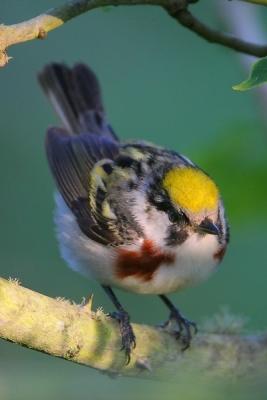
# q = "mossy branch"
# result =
<box><xmin>1</xmin><ymin>0</ymin><xmax>267</xmax><ymax>67</ymax></box>
<box><xmin>0</xmin><ymin>276</ymin><xmax>266</xmax><ymax>380</ymax></box>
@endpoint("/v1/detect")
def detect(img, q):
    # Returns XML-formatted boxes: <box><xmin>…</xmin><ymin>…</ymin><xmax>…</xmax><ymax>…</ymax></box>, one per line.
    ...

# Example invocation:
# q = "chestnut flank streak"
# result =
<box><xmin>213</xmin><ymin>246</ymin><xmax>226</xmax><ymax>262</ymax></box>
<box><xmin>116</xmin><ymin>240</ymin><xmax>175</xmax><ymax>281</ymax></box>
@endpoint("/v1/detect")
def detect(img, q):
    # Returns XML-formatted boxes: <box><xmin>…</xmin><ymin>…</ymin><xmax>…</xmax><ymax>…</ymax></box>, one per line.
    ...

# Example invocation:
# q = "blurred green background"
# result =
<box><xmin>1</xmin><ymin>1</ymin><xmax>267</xmax><ymax>399</ymax></box>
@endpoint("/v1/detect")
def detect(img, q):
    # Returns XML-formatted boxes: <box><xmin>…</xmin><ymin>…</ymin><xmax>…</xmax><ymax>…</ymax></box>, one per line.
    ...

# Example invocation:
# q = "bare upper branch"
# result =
<box><xmin>1</xmin><ymin>0</ymin><xmax>267</xmax><ymax>66</ymax></box>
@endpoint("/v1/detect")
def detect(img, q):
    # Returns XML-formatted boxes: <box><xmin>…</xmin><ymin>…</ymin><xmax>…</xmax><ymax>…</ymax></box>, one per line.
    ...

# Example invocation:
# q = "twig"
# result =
<box><xmin>166</xmin><ymin>6</ymin><xmax>267</xmax><ymax>57</ymax></box>
<box><xmin>0</xmin><ymin>277</ymin><xmax>266</xmax><ymax>380</ymax></box>
<box><xmin>1</xmin><ymin>0</ymin><xmax>267</xmax><ymax>67</ymax></box>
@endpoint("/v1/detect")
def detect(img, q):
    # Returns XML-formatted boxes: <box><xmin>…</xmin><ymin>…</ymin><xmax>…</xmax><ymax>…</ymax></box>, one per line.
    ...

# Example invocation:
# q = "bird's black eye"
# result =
<box><xmin>171</xmin><ymin>214</ymin><xmax>180</xmax><ymax>223</ymax></box>
<box><xmin>168</xmin><ymin>211</ymin><xmax>179</xmax><ymax>223</ymax></box>
<box><xmin>168</xmin><ymin>210</ymin><xmax>188</xmax><ymax>224</ymax></box>
<box><xmin>153</xmin><ymin>199</ymin><xmax>170</xmax><ymax>213</ymax></box>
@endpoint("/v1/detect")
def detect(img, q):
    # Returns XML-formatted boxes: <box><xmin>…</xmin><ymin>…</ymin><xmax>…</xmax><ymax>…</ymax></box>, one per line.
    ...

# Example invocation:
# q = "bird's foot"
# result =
<box><xmin>110</xmin><ymin>310</ymin><xmax>136</xmax><ymax>364</ymax></box>
<box><xmin>162</xmin><ymin>309</ymin><xmax>197</xmax><ymax>350</ymax></box>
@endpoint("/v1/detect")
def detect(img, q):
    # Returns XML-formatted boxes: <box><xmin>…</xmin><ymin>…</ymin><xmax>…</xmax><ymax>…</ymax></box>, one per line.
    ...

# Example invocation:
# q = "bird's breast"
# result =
<box><xmin>115</xmin><ymin>239</ymin><xmax>176</xmax><ymax>282</ymax></box>
<box><xmin>113</xmin><ymin>233</ymin><xmax>224</xmax><ymax>294</ymax></box>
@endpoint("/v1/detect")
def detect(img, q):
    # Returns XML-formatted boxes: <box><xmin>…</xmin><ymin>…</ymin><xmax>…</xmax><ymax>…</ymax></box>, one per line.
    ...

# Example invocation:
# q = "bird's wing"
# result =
<box><xmin>46</xmin><ymin>128</ymin><xmax>121</xmax><ymax>245</ymax></box>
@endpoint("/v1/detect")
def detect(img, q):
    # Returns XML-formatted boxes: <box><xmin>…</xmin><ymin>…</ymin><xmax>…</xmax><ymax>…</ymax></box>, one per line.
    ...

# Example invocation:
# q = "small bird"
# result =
<box><xmin>38</xmin><ymin>63</ymin><xmax>229</xmax><ymax>362</ymax></box>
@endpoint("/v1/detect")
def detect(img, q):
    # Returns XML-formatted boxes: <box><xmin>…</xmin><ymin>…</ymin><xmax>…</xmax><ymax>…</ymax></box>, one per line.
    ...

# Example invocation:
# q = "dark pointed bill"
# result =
<box><xmin>197</xmin><ymin>219</ymin><xmax>219</xmax><ymax>236</ymax></box>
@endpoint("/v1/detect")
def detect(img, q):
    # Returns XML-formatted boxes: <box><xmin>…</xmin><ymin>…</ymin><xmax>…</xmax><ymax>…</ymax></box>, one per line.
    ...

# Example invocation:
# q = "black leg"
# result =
<box><xmin>102</xmin><ymin>285</ymin><xmax>136</xmax><ymax>364</ymax></box>
<box><xmin>159</xmin><ymin>294</ymin><xmax>197</xmax><ymax>350</ymax></box>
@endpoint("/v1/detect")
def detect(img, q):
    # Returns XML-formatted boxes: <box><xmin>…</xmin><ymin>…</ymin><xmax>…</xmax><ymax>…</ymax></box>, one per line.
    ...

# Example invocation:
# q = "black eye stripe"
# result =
<box><xmin>148</xmin><ymin>191</ymin><xmax>188</xmax><ymax>224</ymax></box>
<box><xmin>168</xmin><ymin>211</ymin><xmax>180</xmax><ymax>223</ymax></box>
<box><xmin>168</xmin><ymin>210</ymin><xmax>189</xmax><ymax>224</ymax></box>
<box><xmin>147</xmin><ymin>175</ymin><xmax>190</xmax><ymax>225</ymax></box>
<box><xmin>165</xmin><ymin>225</ymin><xmax>189</xmax><ymax>247</ymax></box>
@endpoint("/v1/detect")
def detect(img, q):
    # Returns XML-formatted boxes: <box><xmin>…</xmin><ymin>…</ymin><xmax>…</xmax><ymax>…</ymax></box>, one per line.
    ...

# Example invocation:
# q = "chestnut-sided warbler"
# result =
<box><xmin>39</xmin><ymin>63</ymin><xmax>229</xmax><ymax>363</ymax></box>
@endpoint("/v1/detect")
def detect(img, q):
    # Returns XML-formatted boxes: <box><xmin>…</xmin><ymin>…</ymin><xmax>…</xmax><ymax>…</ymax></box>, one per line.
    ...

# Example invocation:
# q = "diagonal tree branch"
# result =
<box><xmin>0</xmin><ymin>276</ymin><xmax>266</xmax><ymax>380</ymax></box>
<box><xmin>167</xmin><ymin>6</ymin><xmax>267</xmax><ymax>57</ymax></box>
<box><xmin>1</xmin><ymin>0</ymin><xmax>267</xmax><ymax>67</ymax></box>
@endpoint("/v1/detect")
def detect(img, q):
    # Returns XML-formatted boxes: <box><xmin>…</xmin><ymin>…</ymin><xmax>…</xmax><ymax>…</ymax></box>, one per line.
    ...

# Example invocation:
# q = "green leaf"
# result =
<box><xmin>233</xmin><ymin>56</ymin><xmax>267</xmax><ymax>91</ymax></box>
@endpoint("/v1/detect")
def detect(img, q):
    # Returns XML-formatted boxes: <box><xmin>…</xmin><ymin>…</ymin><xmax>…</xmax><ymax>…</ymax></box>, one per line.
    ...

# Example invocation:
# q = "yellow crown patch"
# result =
<box><xmin>163</xmin><ymin>167</ymin><xmax>219</xmax><ymax>214</ymax></box>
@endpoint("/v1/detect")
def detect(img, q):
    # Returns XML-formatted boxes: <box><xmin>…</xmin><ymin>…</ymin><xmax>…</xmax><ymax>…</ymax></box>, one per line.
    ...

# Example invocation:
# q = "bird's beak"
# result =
<box><xmin>197</xmin><ymin>219</ymin><xmax>219</xmax><ymax>236</ymax></box>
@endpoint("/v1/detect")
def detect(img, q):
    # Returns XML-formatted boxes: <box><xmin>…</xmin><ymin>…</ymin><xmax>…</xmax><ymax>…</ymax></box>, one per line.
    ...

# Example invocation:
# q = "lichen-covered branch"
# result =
<box><xmin>0</xmin><ymin>277</ymin><xmax>266</xmax><ymax>380</ymax></box>
<box><xmin>1</xmin><ymin>0</ymin><xmax>267</xmax><ymax>67</ymax></box>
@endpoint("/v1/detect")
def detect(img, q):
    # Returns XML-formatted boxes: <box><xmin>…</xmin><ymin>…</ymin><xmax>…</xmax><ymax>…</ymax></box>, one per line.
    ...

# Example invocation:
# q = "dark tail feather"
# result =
<box><xmin>38</xmin><ymin>63</ymin><xmax>117</xmax><ymax>139</ymax></box>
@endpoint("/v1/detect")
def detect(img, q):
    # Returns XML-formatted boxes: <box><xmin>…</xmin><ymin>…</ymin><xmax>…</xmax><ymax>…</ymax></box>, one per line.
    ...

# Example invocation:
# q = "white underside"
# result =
<box><xmin>54</xmin><ymin>193</ymin><xmax>220</xmax><ymax>295</ymax></box>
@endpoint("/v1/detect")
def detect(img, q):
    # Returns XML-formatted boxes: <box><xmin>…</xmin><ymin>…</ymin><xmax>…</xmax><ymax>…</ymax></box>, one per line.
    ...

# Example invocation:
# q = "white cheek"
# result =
<box><xmin>173</xmin><ymin>233</ymin><xmax>219</xmax><ymax>283</ymax></box>
<box><xmin>129</xmin><ymin>190</ymin><xmax>169</xmax><ymax>245</ymax></box>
